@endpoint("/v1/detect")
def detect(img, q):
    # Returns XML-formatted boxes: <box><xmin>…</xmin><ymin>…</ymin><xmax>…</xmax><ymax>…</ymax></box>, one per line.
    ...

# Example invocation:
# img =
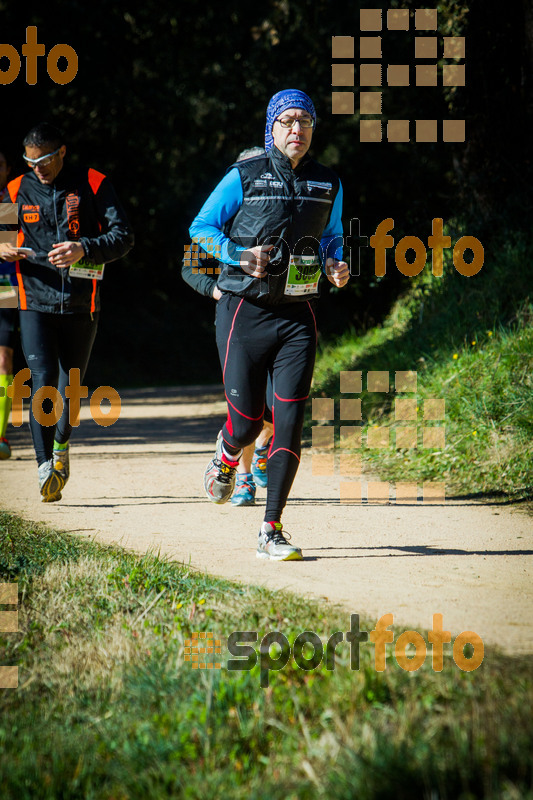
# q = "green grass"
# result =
<box><xmin>1</xmin><ymin>511</ymin><xmax>532</xmax><ymax>799</ymax></box>
<box><xmin>310</xmin><ymin>227</ymin><xmax>533</xmax><ymax>499</ymax></box>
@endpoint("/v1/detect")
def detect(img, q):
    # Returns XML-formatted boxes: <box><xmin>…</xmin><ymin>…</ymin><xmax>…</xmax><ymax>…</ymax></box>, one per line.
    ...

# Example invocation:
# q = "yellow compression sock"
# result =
<box><xmin>0</xmin><ymin>374</ymin><xmax>13</xmax><ymax>438</ymax></box>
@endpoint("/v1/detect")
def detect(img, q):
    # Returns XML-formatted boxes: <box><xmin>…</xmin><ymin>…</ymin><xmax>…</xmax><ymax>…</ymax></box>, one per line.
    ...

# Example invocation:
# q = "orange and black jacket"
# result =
<box><xmin>0</xmin><ymin>165</ymin><xmax>134</xmax><ymax>313</ymax></box>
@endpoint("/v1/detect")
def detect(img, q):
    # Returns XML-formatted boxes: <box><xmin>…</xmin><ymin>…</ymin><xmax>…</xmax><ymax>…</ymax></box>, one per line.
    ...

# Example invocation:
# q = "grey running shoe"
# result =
<box><xmin>204</xmin><ymin>432</ymin><xmax>240</xmax><ymax>504</ymax></box>
<box><xmin>256</xmin><ymin>522</ymin><xmax>303</xmax><ymax>561</ymax></box>
<box><xmin>38</xmin><ymin>458</ymin><xmax>64</xmax><ymax>503</ymax></box>
<box><xmin>53</xmin><ymin>443</ymin><xmax>70</xmax><ymax>486</ymax></box>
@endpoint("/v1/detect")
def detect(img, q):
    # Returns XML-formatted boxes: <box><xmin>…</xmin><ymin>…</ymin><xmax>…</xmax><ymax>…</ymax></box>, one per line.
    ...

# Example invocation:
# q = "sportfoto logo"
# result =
<box><xmin>312</xmin><ymin>369</ymin><xmax>446</xmax><ymax>504</ymax></box>
<box><xmin>0</xmin><ymin>202</ymin><xmax>21</xmax><ymax>279</ymax></box>
<box><xmin>0</xmin><ymin>583</ymin><xmax>19</xmax><ymax>689</ymax></box>
<box><xmin>5</xmin><ymin>368</ymin><xmax>121</xmax><ymax>428</ymax></box>
<box><xmin>0</xmin><ymin>27</ymin><xmax>78</xmax><ymax>85</ymax></box>
<box><xmin>186</xmin><ymin>218</ymin><xmax>484</xmax><ymax>279</ymax></box>
<box><xmin>332</xmin><ymin>7</ymin><xmax>466</xmax><ymax>143</ymax></box>
<box><xmin>185</xmin><ymin>614</ymin><xmax>484</xmax><ymax>688</ymax></box>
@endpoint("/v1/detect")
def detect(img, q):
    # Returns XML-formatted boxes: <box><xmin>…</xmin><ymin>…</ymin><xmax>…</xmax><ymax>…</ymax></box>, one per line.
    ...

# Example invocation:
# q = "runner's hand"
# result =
<box><xmin>48</xmin><ymin>241</ymin><xmax>84</xmax><ymax>268</ymax></box>
<box><xmin>326</xmin><ymin>258</ymin><xmax>350</xmax><ymax>288</ymax></box>
<box><xmin>240</xmin><ymin>244</ymin><xmax>273</xmax><ymax>278</ymax></box>
<box><xmin>0</xmin><ymin>244</ymin><xmax>28</xmax><ymax>261</ymax></box>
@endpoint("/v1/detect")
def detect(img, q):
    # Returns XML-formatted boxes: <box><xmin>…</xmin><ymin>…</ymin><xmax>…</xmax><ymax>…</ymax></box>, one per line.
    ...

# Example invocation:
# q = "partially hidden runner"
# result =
<box><xmin>0</xmin><ymin>123</ymin><xmax>134</xmax><ymax>501</ymax></box>
<box><xmin>189</xmin><ymin>89</ymin><xmax>349</xmax><ymax>560</ymax></box>
<box><xmin>0</xmin><ymin>147</ymin><xmax>16</xmax><ymax>459</ymax></box>
<box><xmin>182</xmin><ymin>146</ymin><xmax>273</xmax><ymax>507</ymax></box>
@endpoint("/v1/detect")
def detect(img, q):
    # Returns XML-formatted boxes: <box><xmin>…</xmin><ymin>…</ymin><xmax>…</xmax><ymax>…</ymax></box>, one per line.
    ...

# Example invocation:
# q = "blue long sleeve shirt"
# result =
<box><xmin>190</xmin><ymin>167</ymin><xmax>344</xmax><ymax>268</ymax></box>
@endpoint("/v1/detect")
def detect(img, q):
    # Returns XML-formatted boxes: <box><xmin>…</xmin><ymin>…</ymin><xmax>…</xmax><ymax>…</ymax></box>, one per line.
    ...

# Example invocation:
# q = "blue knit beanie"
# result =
<box><xmin>265</xmin><ymin>89</ymin><xmax>316</xmax><ymax>151</ymax></box>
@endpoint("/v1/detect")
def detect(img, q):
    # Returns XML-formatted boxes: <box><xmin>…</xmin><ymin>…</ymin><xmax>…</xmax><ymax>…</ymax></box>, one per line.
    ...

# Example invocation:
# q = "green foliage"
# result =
<box><xmin>312</xmin><ymin>227</ymin><xmax>533</xmax><ymax>498</ymax></box>
<box><xmin>0</xmin><ymin>513</ymin><xmax>90</xmax><ymax>581</ymax></box>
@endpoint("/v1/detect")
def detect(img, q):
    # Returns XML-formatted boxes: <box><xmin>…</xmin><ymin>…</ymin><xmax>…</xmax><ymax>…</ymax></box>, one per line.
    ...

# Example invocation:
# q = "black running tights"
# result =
<box><xmin>19</xmin><ymin>310</ymin><xmax>99</xmax><ymax>465</ymax></box>
<box><xmin>215</xmin><ymin>294</ymin><xmax>316</xmax><ymax>523</ymax></box>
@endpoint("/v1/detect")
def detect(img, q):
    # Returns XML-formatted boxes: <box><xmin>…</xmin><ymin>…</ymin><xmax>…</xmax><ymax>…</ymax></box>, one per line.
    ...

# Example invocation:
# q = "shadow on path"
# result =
<box><xmin>308</xmin><ymin>544</ymin><xmax>533</xmax><ymax>557</ymax></box>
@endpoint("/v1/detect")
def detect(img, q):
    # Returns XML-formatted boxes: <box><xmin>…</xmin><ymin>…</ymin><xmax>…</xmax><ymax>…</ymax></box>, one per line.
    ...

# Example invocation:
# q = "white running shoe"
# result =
<box><xmin>256</xmin><ymin>522</ymin><xmax>303</xmax><ymax>561</ymax></box>
<box><xmin>38</xmin><ymin>459</ymin><xmax>64</xmax><ymax>503</ymax></box>
<box><xmin>204</xmin><ymin>432</ymin><xmax>241</xmax><ymax>504</ymax></box>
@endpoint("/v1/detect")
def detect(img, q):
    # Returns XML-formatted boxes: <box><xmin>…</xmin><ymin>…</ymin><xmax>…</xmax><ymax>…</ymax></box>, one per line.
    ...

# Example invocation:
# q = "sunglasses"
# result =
<box><xmin>23</xmin><ymin>148</ymin><xmax>61</xmax><ymax>168</ymax></box>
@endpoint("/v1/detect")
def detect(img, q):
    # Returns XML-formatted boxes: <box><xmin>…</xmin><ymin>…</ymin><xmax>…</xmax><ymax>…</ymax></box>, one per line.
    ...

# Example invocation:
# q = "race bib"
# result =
<box><xmin>69</xmin><ymin>259</ymin><xmax>105</xmax><ymax>280</ymax></box>
<box><xmin>284</xmin><ymin>254</ymin><xmax>321</xmax><ymax>296</ymax></box>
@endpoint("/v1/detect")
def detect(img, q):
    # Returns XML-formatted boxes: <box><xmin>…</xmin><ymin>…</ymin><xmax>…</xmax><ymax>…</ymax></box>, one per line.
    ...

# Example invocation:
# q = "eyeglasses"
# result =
<box><xmin>275</xmin><ymin>117</ymin><xmax>314</xmax><ymax>129</ymax></box>
<box><xmin>23</xmin><ymin>148</ymin><xmax>61</xmax><ymax>168</ymax></box>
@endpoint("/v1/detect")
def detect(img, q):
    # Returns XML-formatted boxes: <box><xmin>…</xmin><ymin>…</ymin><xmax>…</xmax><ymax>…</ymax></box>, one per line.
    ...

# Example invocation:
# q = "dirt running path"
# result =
<box><xmin>1</xmin><ymin>386</ymin><xmax>532</xmax><ymax>654</ymax></box>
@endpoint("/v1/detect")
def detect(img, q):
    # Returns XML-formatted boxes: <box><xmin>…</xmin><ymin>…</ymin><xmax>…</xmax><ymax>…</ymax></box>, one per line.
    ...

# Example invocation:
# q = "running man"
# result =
<box><xmin>182</xmin><ymin>145</ymin><xmax>273</xmax><ymax>506</ymax></box>
<box><xmin>0</xmin><ymin>123</ymin><xmax>134</xmax><ymax>500</ymax></box>
<box><xmin>189</xmin><ymin>89</ymin><xmax>349</xmax><ymax>560</ymax></box>
<box><xmin>182</xmin><ymin>238</ymin><xmax>274</xmax><ymax>505</ymax></box>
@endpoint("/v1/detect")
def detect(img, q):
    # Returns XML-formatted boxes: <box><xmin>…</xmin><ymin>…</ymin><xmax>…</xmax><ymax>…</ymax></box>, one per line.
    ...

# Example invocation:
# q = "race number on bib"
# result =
<box><xmin>69</xmin><ymin>259</ymin><xmax>105</xmax><ymax>280</ymax></box>
<box><xmin>284</xmin><ymin>255</ymin><xmax>321</xmax><ymax>296</ymax></box>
